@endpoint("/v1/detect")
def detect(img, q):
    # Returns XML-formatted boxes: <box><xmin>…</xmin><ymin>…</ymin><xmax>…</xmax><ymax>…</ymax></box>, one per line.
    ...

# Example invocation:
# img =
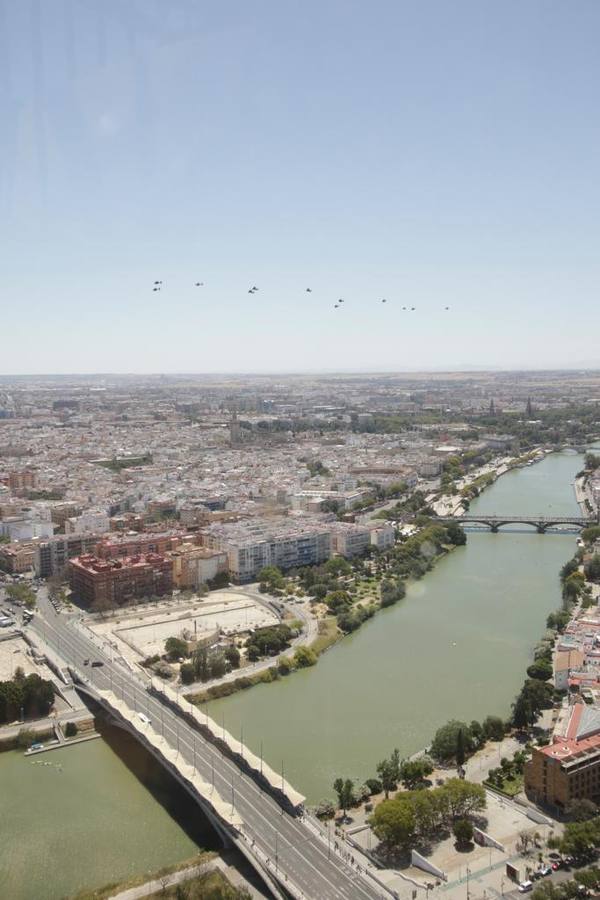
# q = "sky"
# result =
<box><xmin>1</xmin><ymin>0</ymin><xmax>600</xmax><ymax>374</ymax></box>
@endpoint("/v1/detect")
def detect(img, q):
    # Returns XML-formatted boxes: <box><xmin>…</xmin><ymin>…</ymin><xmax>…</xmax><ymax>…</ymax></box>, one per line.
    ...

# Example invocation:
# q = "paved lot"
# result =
<box><xmin>90</xmin><ymin>588</ymin><xmax>279</xmax><ymax>661</ymax></box>
<box><xmin>0</xmin><ymin>633</ymin><xmax>50</xmax><ymax>680</ymax></box>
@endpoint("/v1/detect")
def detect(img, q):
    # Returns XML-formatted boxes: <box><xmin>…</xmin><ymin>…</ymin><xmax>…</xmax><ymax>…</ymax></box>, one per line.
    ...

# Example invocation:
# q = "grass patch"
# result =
<box><xmin>69</xmin><ymin>852</ymin><xmax>215</xmax><ymax>899</ymax></box>
<box><xmin>309</xmin><ymin>616</ymin><xmax>340</xmax><ymax>655</ymax></box>
<box><xmin>484</xmin><ymin>773</ymin><xmax>523</xmax><ymax>797</ymax></box>
<box><xmin>146</xmin><ymin>868</ymin><xmax>249</xmax><ymax>899</ymax></box>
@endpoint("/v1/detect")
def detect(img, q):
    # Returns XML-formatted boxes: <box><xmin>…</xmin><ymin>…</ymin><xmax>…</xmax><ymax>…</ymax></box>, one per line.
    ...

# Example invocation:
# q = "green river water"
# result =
<box><xmin>0</xmin><ymin>450</ymin><xmax>589</xmax><ymax>898</ymax></box>
<box><xmin>209</xmin><ymin>450</ymin><xmax>585</xmax><ymax>803</ymax></box>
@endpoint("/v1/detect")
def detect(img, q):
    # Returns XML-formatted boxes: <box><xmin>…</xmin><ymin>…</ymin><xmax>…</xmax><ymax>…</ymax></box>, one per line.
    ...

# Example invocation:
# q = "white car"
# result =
<box><xmin>518</xmin><ymin>881</ymin><xmax>533</xmax><ymax>893</ymax></box>
<box><xmin>137</xmin><ymin>712</ymin><xmax>151</xmax><ymax>726</ymax></box>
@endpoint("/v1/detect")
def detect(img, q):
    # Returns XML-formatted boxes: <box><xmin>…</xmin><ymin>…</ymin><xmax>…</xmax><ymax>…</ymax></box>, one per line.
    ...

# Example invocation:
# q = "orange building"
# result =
<box><xmin>69</xmin><ymin>553</ymin><xmax>173</xmax><ymax>607</ymax></box>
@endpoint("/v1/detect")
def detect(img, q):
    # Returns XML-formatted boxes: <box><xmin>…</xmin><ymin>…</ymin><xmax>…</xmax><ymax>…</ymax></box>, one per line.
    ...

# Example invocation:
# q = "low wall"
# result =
<box><xmin>411</xmin><ymin>850</ymin><xmax>447</xmax><ymax>882</ymax></box>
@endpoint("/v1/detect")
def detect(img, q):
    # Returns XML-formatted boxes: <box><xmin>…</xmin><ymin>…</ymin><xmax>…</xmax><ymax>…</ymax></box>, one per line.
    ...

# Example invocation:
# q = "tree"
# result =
<box><xmin>512</xmin><ymin>695</ymin><xmax>533</xmax><ymax>730</ymax></box>
<box><xmin>224</xmin><ymin>645</ymin><xmax>241</xmax><ymax>669</ymax></box>
<box><xmin>180</xmin><ymin>662</ymin><xmax>195</xmax><ymax>685</ymax></box>
<box><xmin>293</xmin><ymin>646</ymin><xmax>316</xmax><ymax>668</ymax></box>
<box><xmin>324</xmin><ymin>557</ymin><xmax>352</xmax><ymax>577</ymax></box>
<box><xmin>446</xmin><ymin>522</ymin><xmax>467</xmax><ymax>546</ymax></box>
<box><xmin>400</xmin><ymin>757</ymin><xmax>434</xmax><ymax>789</ymax></box>
<box><xmin>456</xmin><ymin>729</ymin><xmax>466</xmax><ymax>767</ymax></box>
<box><xmin>527</xmin><ymin>658</ymin><xmax>553</xmax><ymax>681</ymax></box>
<box><xmin>333</xmin><ymin>778</ymin><xmax>354</xmax><ymax>818</ymax></box>
<box><xmin>431</xmin><ymin>720</ymin><xmax>474</xmax><ymax>762</ymax></box>
<box><xmin>277</xmin><ymin>656</ymin><xmax>294</xmax><ymax>675</ymax></box>
<box><xmin>566</xmin><ymin>798</ymin><xmax>598</xmax><ymax>821</ymax></box>
<box><xmin>365</xmin><ymin>778</ymin><xmax>383</xmax><ymax>795</ymax></box>
<box><xmin>453</xmin><ymin>819</ymin><xmax>474</xmax><ymax>846</ymax></box>
<box><xmin>377</xmin><ymin>749</ymin><xmax>401</xmax><ymax>798</ymax></box>
<box><xmin>368</xmin><ymin>796</ymin><xmax>416</xmax><ymax>848</ymax></box>
<box><xmin>165</xmin><ymin>637</ymin><xmax>188</xmax><ymax>661</ymax></box>
<box><xmin>584</xmin><ymin>554</ymin><xmax>600</xmax><ymax>583</ymax></box>
<box><xmin>379</xmin><ymin>579</ymin><xmax>406</xmax><ymax>608</ymax></box>
<box><xmin>257</xmin><ymin>566</ymin><xmax>285</xmax><ymax>592</ymax></box>
<box><xmin>438</xmin><ymin>779</ymin><xmax>486</xmax><ymax>823</ymax></box>
<box><xmin>314</xmin><ymin>798</ymin><xmax>335</xmax><ymax>819</ymax></box>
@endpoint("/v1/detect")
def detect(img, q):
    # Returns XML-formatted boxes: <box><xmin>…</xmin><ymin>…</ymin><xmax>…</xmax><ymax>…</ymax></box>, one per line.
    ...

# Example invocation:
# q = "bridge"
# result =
<box><xmin>438</xmin><ymin>514</ymin><xmax>597</xmax><ymax>533</ymax></box>
<box><xmin>29</xmin><ymin>596</ymin><xmax>391</xmax><ymax>900</ymax></box>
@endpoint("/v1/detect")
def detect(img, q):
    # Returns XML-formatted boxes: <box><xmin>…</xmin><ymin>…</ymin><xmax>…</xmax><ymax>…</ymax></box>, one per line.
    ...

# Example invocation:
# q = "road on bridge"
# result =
<box><xmin>29</xmin><ymin>597</ymin><xmax>388</xmax><ymax>900</ymax></box>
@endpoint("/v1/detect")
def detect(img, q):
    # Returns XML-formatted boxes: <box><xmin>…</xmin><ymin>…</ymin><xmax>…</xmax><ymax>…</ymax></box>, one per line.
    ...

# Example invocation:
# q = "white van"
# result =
<box><xmin>137</xmin><ymin>712</ymin><xmax>151</xmax><ymax>726</ymax></box>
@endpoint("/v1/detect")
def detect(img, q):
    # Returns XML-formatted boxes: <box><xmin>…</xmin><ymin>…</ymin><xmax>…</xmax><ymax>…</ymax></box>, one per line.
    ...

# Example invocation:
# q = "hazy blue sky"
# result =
<box><xmin>2</xmin><ymin>1</ymin><xmax>599</xmax><ymax>374</ymax></box>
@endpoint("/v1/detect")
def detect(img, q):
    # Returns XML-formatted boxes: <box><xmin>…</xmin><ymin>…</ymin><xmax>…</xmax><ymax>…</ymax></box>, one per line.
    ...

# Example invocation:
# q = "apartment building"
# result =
<box><xmin>34</xmin><ymin>533</ymin><xmax>100</xmax><ymax>577</ymax></box>
<box><xmin>8</xmin><ymin>469</ymin><xmax>38</xmax><ymax>496</ymax></box>
<box><xmin>69</xmin><ymin>553</ymin><xmax>173</xmax><ymax>607</ymax></box>
<box><xmin>370</xmin><ymin>524</ymin><xmax>396</xmax><ymax>551</ymax></box>
<box><xmin>171</xmin><ymin>544</ymin><xmax>228</xmax><ymax>589</ymax></box>
<box><xmin>95</xmin><ymin>531</ymin><xmax>181</xmax><ymax>559</ymax></box>
<box><xmin>201</xmin><ymin>518</ymin><xmax>332</xmax><ymax>582</ymax></box>
<box><xmin>329</xmin><ymin>523</ymin><xmax>371</xmax><ymax>557</ymax></box>
<box><xmin>525</xmin><ymin>703</ymin><xmax>600</xmax><ymax>810</ymax></box>
<box><xmin>65</xmin><ymin>509</ymin><xmax>110</xmax><ymax>535</ymax></box>
<box><xmin>0</xmin><ymin>541</ymin><xmax>36</xmax><ymax>574</ymax></box>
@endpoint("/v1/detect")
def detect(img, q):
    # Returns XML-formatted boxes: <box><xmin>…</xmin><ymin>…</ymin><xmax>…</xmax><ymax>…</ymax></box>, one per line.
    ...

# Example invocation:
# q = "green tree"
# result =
<box><xmin>165</xmin><ymin>637</ymin><xmax>188</xmax><ymax>661</ymax></box>
<box><xmin>368</xmin><ymin>795</ymin><xmax>416</xmax><ymax>848</ymax></box>
<box><xmin>445</xmin><ymin>522</ymin><xmax>467</xmax><ymax>546</ymax></box>
<box><xmin>257</xmin><ymin>565</ymin><xmax>285</xmax><ymax>592</ymax></box>
<box><xmin>377</xmin><ymin>749</ymin><xmax>401</xmax><ymax>798</ymax></box>
<box><xmin>482</xmin><ymin>715</ymin><xmax>505</xmax><ymax>741</ymax></box>
<box><xmin>293</xmin><ymin>646</ymin><xmax>317</xmax><ymax>668</ymax></box>
<box><xmin>456</xmin><ymin>728</ymin><xmax>466</xmax><ymax>767</ymax></box>
<box><xmin>180</xmin><ymin>662</ymin><xmax>195</xmax><ymax>685</ymax></box>
<box><xmin>527</xmin><ymin>658</ymin><xmax>553</xmax><ymax>681</ymax></box>
<box><xmin>333</xmin><ymin>778</ymin><xmax>354</xmax><ymax>818</ymax></box>
<box><xmin>399</xmin><ymin>757</ymin><xmax>434</xmax><ymax>789</ymax></box>
<box><xmin>584</xmin><ymin>554</ymin><xmax>600</xmax><ymax>583</ymax></box>
<box><xmin>453</xmin><ymin>819</ymin><xmax>474</xmax><ymax>846</ymax></box>
<box><xmin>224</xmin><ymin>645</ymin><xmax>241</xmax><ymax>669</ymax></box>
<box><xmin>438</xmin><ymin>779</ymin><xmax>486</xmax><ymax>823</ymax></box>
<box><xmin>430</xmin><ymin>720</ymin><xmax>474</xmax><ymax>761</ymax></box>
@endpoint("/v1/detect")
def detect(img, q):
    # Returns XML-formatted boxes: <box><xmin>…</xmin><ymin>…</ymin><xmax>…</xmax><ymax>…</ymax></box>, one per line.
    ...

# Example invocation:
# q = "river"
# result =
<box><xmin>0</xmin><ymin>721</ymin><xmax>217</xmax><ymax>900</ymax></box>
<box><xmin>208</xmin><ymin>450</ymin><xmax>585</xmax><ymax>803</ymax></box>
<box><xmin>0</xmin><ymin>451</ymin><xmax>587</xmax><ymax>897</ymax></box>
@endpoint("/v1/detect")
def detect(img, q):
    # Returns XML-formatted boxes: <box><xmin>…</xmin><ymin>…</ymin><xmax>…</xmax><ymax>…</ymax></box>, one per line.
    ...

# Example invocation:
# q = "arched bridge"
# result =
<box><xmin>438</xmin><ymin>514</ymin><xmax>597</xmax><ymax>533</ymax></box>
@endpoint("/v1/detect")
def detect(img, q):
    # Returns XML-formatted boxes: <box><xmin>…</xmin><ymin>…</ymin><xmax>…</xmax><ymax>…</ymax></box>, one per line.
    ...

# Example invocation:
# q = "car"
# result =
<box><xmin>518</xmin><ymin>881</ymin><xmax>533</xmax><ymax>893</ymax></box>
<box><xmin>538</xmin><ymin>865</ymin><xmax>552</xmax><ymax>877</ymax></box>
<box><xmin>83</xmin><ymin>658</ymin><xmax>90</xmax><ymax>665</ymax></box>
<box><xmin>90</xmin><ymin>660</ymin><xmax>104</xmax><ymax>667</ymax></box>
<box><xmin>137</xmin><ymin>712</ymin><xmax>151</xmax><ymax>726</ymax></box>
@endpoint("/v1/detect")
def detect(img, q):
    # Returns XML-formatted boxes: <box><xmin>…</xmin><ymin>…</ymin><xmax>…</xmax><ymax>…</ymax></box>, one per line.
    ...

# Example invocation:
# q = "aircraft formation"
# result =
<box><xmin>150</xmin><ymin>280</ymin><xmax>451</xmax><ymax>311</ymax></box>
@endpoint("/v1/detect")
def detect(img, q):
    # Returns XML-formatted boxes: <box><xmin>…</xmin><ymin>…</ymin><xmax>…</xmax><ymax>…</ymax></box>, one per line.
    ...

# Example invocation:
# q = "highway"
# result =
<box><xmin>30</xmin><ymin>596</ymin><xmax>387</xmax><ymax>900</ymax></box>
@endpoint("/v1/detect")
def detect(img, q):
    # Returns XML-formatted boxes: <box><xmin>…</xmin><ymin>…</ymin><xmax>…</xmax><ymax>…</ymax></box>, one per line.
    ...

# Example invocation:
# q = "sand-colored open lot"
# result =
<box><xmin>90</xmin><ymin>588</ymin><xmax>279</xmax><ymax>661</ymax></box>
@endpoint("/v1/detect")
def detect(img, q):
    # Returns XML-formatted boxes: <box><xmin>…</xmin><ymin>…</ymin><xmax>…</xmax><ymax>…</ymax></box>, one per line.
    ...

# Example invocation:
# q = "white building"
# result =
<box><xmin>201</xmin><ymin>518</ymin><xmax>332</xmax><ymax>581</ymax></box>
<box><xmin>329</xmin><ymin>523</ymin><xmax>371</xmax><ymax>558</ymax></box>
<box><xmin>370</xmin><ymin>524</ymin><xmax>395</xmax><ymax>550</ymax></box>
<box><xmin>65</xmin><ymin>509</ymin><xmax>110</xmax><ymax>535</ymax></box>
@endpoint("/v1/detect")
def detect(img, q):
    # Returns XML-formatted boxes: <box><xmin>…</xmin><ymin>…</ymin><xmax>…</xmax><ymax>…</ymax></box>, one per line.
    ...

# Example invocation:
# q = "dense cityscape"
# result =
<box><xmin>0</xmin><ymin>372</ymin><xmax>600</xmax><ymax>899</ymax></box>
<box><xmin>4</xmin><ymin>1</ymin><xmax>600</xmax><ymax>898</ymax></box>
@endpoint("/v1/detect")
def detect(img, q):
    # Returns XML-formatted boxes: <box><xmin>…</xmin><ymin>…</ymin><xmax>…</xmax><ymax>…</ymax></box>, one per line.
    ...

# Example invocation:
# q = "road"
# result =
<box><xmin>29</xmin><ymin>593</ymin><xmax>387</xmax><ymax>900</ymax></box>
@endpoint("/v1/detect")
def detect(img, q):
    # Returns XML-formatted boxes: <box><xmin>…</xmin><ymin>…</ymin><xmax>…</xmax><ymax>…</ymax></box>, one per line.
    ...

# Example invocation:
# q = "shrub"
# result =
<box><xmin>64</xmin><ymin>721</ymin><xmax>77</xmax><ymax>738</ymax></box>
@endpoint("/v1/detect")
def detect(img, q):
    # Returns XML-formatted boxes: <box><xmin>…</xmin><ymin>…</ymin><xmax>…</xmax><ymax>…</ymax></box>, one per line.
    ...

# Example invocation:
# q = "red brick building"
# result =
<box><xmin>94</xmin><ymin>532</ymin><xmax>181</xmax><ymax>560</ymax></box>
<box><xmin>69</xmin><ymin>553</ymin><xmax>173</xmax><ymax>607</ymax></box>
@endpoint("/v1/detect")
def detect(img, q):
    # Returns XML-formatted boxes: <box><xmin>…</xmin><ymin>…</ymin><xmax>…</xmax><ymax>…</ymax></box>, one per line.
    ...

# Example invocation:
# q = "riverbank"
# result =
<box><xmin>207</xmin><ymin>450</ymin><xmax>584</xmax><ymax>802</ymax></box>
<box><xmin>189</xmin><ymin>451</ymin><xmax>548</xmax><ymax>707</ymax></box>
